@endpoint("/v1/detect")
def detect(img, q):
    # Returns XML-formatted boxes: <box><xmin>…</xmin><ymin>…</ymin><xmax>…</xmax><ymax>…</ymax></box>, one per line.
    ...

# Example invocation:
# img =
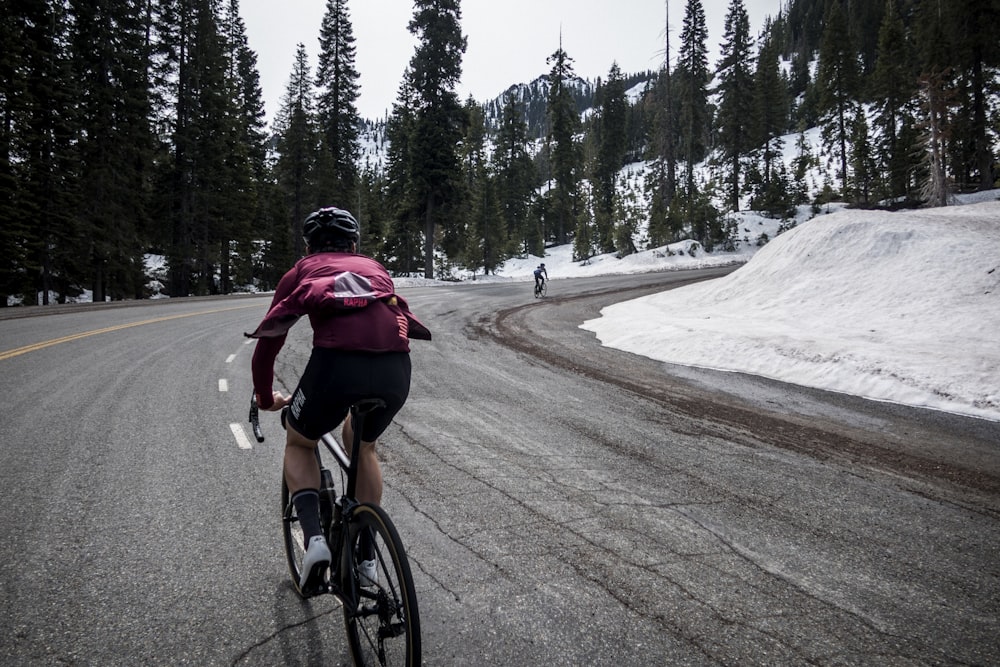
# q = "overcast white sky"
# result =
<box><xmin>240</xmin><ymin>0</ymin><xmax>782</xmax><ymax>123</ymax></box>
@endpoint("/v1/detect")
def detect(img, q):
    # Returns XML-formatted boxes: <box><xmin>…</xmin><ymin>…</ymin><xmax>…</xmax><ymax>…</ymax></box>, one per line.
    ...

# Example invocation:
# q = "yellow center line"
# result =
<box><xmin>0</xmin><ymin>304</ymin><xmax>260</xmax><ymax>362</ymax></box>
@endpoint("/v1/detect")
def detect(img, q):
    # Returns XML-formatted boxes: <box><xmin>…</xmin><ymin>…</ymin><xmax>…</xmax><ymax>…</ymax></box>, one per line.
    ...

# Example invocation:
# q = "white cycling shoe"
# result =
<box><xmin>357</xmin><ymin>558</ymin><xmax>378</xmax><ymax>588</ymax></box>
<box><xmin>300</xmin><ymin>535</ymin><xmax>331</xmax><ymax>592</ymax></box>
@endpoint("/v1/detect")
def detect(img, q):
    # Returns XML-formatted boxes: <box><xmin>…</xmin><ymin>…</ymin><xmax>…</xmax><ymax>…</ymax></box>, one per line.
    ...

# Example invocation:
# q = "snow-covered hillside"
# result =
<box><xmin>578</xmin><ymin>195</ymin><xmax>1000</xmax><ymax>422</ymax></box>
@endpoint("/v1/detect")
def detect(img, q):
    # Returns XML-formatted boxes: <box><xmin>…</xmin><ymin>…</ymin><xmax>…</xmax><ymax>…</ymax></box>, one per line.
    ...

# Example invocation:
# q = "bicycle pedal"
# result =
<box><xmin>301</xmin><ymin>580</ymin><xmax>329</xmax><ymax>597</ymax></box>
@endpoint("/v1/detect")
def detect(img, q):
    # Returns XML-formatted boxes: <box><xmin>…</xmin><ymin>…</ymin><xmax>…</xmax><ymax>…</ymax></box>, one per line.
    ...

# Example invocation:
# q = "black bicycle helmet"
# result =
<box><xmin>302</xmin><ymin>207</ymin><xmax>360</xmax><ymax>249</ymax></box>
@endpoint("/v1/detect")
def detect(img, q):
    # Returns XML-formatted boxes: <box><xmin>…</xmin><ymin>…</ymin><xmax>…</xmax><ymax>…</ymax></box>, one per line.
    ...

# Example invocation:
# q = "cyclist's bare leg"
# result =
<box><xmin>283</xmin><ymin>424</ymin><xmax>321</xmax><ymax>495</ymax></box>
<box><xmin>342</xmin><ymin>413</ymin><xmax>383</xmax><ymax>505</ymax></box>
<box><xmin>283</xmin><ymin>423</ymin><xmax>330</xmax><ymax>559</ymax></box>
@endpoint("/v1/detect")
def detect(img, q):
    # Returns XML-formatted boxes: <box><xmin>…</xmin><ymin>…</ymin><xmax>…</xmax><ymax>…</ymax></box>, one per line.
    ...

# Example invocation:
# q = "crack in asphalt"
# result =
<box><xmin>231</xmin><ymin>605</ymin><xmax>339</xmax><ymax>666</ymax></box>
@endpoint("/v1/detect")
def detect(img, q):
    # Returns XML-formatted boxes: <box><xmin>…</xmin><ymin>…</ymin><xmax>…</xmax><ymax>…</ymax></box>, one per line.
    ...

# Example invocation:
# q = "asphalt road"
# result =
<box><xmin>1</xmin><ymin>270</ymin><xmax>997</xmax><ymax>666</ymax></box>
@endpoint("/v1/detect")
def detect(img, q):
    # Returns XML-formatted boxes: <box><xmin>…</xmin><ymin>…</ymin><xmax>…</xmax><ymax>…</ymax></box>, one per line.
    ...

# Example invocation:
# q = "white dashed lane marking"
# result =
<box><xmin>226</xmin><ymin>340</ymin><xmax>255</xmax><ymax>449</ymax></box>
<box><xmin>230</xmin><ymin>423</ymin><xmax>253</xmax><ymax>450</ymax></box>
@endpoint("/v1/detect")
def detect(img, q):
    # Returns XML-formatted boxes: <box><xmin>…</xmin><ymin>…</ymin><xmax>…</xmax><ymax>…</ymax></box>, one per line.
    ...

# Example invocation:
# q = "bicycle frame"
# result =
<box><xmin>316</xmin><ymin>401</ymin><xmax>384</xmax><ymax>600</ymax></box>
<box><xmin>316</xmin><ymin>398</ymin><xmax>385</xmax><ymax>505</ymax></box>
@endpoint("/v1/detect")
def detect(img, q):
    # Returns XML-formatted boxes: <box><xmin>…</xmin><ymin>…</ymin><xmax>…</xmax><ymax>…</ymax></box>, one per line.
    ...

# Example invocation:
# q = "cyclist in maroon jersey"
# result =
<box><xmin>247</xmin><ymin>207</ymin><xmax>430</xmax><ymax>591</ymax></box>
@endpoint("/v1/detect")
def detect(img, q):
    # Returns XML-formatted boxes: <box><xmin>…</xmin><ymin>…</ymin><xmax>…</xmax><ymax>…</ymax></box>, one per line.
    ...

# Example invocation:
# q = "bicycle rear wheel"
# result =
<box><xmin>343</xmin><ymin>503</ymin><xmax>421</xmax><ymax>666</ymax></box>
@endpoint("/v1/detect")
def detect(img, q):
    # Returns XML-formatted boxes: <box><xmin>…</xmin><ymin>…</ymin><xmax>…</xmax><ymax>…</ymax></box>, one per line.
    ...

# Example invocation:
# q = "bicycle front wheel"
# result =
<box><xmin>343</xmin><ymin>503</ymin><xmax>421</xmax><ymax>666</ymax></box>
<box><xmin>281</xmin><ymin>478</ymin><xmax>309</xmax><ymax>596</ymax></box>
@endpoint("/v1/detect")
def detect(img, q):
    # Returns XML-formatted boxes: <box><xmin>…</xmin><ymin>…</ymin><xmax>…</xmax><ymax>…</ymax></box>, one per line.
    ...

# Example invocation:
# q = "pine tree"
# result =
<box><xmin>914</xmin><ymin>0</ymin><xmax>955</xmax><ymax>206</ymax></box>
<box><xmin>816</xmin><ymin>0</ymin><xmax>860</xmax><ymax>195</ymax></box>
<box><xmin>315</xmin><ymin>0</ymin><xmax>361</xmax><ymax>208</ymax></box>
<box><xmin>0</xmin><ymin>4</ymin><xmax>33</xmax><ymax>304</ymax></box>
<box><xmin>405</xmin><ymin>0</ymin><xmax>466</xmax><ymax>279</ymax></box>
<box><xmin>789</xmin><ymin>48</ymin><xmax>820</xmax><ymax>130</ymax></box>
<box><xmin>383</xmin><ymin>77</ymin><xmax>422</xmax><ymax>275</ymax></box>
<box><xmin>17</xmin><ymin>0</ymin><xmax>81</xmax><ymax>304</ymax></box>
<box><xmin>274</xmin><ymin>44</ymin><xmax>320</xmax><ymax>259</ymax></box>
<box><xmin>459</xmin><ymin>100</ymin><xmax>504</xmax><ymax>274</ymax></box>
<box><xmin>572</xmin><ymin>187</ymin><xmax>594</xmax><ymax>262</ymax></box>
<box><xmin>151</xmin><ymin>0</ymin><xmax>237</xmax><ymax>295</ymax></box>
<box><xmin>644</xmin><ymin>1</ymin><xmax>678</xmax><ymax>248</ymax></box>
<box><xmin>189</xmin><ymin>0</ymin><xmax>239</xmax><ymax>295</ymax></box>
<box><xmin>546</xmin><ymin>38</ymin><xmax>582</xmax><ymax>250</ymax></box>
<box><xmin>850</xmin><ymin>112</ymin><xmax>877</xmax><ymax>204</ymax></box>
<box><xmin>715</xmin><ymin>0</ymin><xmax>754</xmax><ymax>212</ymax></box>
<box><xmin>676</xmin><ymin>0</ymin><xmax>710</xmax><ymax>194</ymax></box>
<box><xmin>593</xmin><ymin>62</ymin><xmax>628</xmax><ymax>254</ymax></box>
<box><xmin>256</xmin><ymin>180</ymin><xmax>295</xmax><ymax>290</ymax></box>
<box><xmin>71</xmin><ymin>0</ymin><xmax>154</xmax><ymax>301</ymax></box>
<box><xmin>949</xmin><ymin>0</ymin><xmax>1000</xmax><ymax>191</ymax></box>
<box><xmin>222</xmin><ymin>0</ymin><xmax>267</xmax><ymax>176</ymax></box>
<box><xmin>791</xmin><ymin>126</ymin><xmax>816</xmax><ymax>205</ymax></box>
<box><xmin>152</xmin><ymin>0</ymin><xmax>194</xmax><ymax>295</ymax></box>
<box><xmin>493</xmin><ymin>92</ymin><xmax>538</xmax><ymax>256</ymax></box>
<box><xmin>220</xmin><ymin>0</ymin><xmax>269</xmax><ymax>290</ymax></box>
<box><xmin>672</xmin><ymin>0</ymin><xmax>712</xmax><ymax>245</ymax></box>
<box><xmin>870</xmin><ymin>0</ymin><xmax>918</xmax><ymax>203</ymax></box>
<box><xmin>613</xmin><ymin>179</ymin><xmax>641</xmax><ymax>257</ymax></box>
<box><xmin>356</xmin><ymin>163</ymin><xmax>387</xmax><ymax>260</ymax></box>
<box><xmin>749</xmin><ymin>31</ymin><xmax>789</xmax><ymax>215</ymax></box>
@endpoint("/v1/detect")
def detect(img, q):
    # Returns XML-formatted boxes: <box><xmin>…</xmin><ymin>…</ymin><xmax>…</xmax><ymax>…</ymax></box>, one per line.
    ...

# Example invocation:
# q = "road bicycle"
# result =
<box><xmin>533</xmin><ymin>280</ymin><xmax>547</xmax><ymax>298</ymax></box>
<box><xmin>250</xmin><ymin>396</ymin><xmax>421</xmax><ymax>666</ymax></box>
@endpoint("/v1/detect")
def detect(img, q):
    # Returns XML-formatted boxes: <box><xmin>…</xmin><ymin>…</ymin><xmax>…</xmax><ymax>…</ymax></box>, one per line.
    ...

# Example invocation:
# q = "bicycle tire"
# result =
<box><xmin>281</xmin><ymin>478</ymin><xmax>311</xmax><ymax>596</ymax></box>
<box><xmin>343</xmin><ymin>503</ymin><xmax>421</xmax><ymax>666</ymax></box>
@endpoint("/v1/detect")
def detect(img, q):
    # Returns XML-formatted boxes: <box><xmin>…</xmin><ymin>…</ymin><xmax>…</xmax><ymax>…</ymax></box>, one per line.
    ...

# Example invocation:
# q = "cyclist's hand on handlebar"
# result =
<box><xmin>256</xmin><ymin>391</ymin><xmax>291</xmax><ymax>412</ymax></box>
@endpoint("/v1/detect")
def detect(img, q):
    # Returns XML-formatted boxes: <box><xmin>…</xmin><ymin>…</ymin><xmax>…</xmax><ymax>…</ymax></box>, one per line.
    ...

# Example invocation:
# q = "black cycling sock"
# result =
<box><xmin>291</xmin><ymin>489</ymin><xmax>323</xmax><ymax>544</ymax></box>
<box><xmin>358</xmin><ymin>527</ymin><xmax>376</xmax><ymax>561</ymax></box>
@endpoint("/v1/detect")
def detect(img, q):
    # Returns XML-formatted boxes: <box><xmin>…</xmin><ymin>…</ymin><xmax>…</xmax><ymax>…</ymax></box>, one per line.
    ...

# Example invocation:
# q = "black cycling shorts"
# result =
<box><xmin>286</xmin><ymin>349</ymin><xmax>411</xmax><ymax>442</ymax></box>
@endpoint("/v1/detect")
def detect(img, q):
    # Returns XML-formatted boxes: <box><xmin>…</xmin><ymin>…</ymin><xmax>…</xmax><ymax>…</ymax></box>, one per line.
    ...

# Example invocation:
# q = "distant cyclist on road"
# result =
<box><xmin>247</xmin><ymin>206</ymin><xmax>431</xmax><ymax>592</ymax></box>
<box><xmin>533</xmin><ymin>262</ymin><xmax>548</xmax><ymax>296</ymax></box>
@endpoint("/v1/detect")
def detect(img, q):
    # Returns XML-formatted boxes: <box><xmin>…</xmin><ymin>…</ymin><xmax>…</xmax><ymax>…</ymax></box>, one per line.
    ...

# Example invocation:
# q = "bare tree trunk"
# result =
<box><xmin>971</xmin><ymin>56</ymin><xmax>992</xmax><ymax>191</ymax></box>
<box><xmin>664</xmin><ymin>0</ymin><xmax>676</xmax><ymax>207</ymax></box>
<box><xmin>423</xmin><ymin>195</ymin><xmax>435</xmax><ymax>279</ymax></box>
<box><xmin>919</xmin><ymin>71</ymin><xmax>950</xmax><ymax>208</ymax></box>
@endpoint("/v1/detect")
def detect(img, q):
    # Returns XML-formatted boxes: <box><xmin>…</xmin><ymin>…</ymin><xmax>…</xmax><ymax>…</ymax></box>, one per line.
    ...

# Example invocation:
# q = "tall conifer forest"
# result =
<box><xmin>1</xmin><ymin>0</ymin><xmax>997</xmax><ymax>304</ymax></box>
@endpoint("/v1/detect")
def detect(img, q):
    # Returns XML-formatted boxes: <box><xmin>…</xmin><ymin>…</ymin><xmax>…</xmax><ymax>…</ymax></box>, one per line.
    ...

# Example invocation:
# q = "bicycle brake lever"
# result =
<box><xmin>249</xmin><ymin>396</ymin><xmax>265</xmax><ymax>442</ymax></box>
